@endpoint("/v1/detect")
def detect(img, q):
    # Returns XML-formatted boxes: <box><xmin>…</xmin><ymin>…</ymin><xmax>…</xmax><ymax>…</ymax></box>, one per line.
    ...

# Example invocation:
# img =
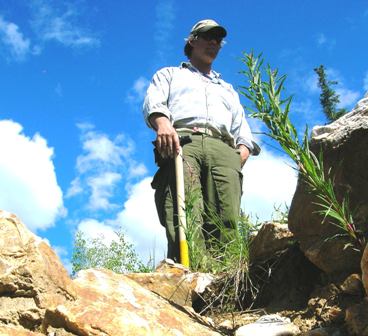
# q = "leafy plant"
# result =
<box><xmin>183</xmin><ymin>182</ymin><xmax>260</xmax><ymax>311</ymax></box>
<box><xmin>314</xmin><ymin>65</ymin><xmax>347</xmax><ymax>122</ymax></box>
<box><xmin>71</xmin><ymin>229</ymin><xmax>153</xmax><ymax>276</ymax></box>
<box><xmin>239</xmin><ymin>52</ymin><xmax>365</xmax><ymax>251</ymax></box>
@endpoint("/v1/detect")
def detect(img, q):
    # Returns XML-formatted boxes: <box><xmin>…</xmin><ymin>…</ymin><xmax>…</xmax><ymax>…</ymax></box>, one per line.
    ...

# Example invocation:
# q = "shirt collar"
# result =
<box><xmin>180</xmin><ymin>61</ymin><xmax>221</xmax><ymax>79</ymax></box>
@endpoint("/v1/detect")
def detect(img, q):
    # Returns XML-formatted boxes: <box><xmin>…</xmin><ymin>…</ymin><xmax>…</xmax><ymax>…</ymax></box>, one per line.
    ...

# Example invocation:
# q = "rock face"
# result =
<box><xmin>127</xmin><ymin>259</ymin><xmax>214</xmax><ymax>307</ymax></box>
<box><xmin>362</xmin><ymin>244</ymin><xmax>368</xmax><ymax>296</ymax></box>
<box><xmin>0</xmin><ymin>211</ymin><xmax>76</xmax><ymax>330</ymax></box>
<box><xmin>288</xmin><ymin>93</ymin><xmax>368</xmax><ymax>274</ymax></box>
<box><xmin>249</xmin><ymin>222</ymin><xmax>294</xmax><ymax>262</ymax></box>
<box><xmin>0</xmin><ymin>210</ymin><xmax>221</xmax><ymax>335</ymax></box>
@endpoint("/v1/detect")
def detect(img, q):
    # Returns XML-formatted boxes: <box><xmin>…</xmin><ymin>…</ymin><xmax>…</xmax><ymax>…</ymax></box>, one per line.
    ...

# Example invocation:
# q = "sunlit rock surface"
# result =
<box><xmin>0</xmin><ymin>210</ymin><xmax>221</xmax><ymax>335</ymax></box>
<box><xmin>289</xmin><ymin>94</ymin><xmax>368</xmax><ymax>274</ymax></box>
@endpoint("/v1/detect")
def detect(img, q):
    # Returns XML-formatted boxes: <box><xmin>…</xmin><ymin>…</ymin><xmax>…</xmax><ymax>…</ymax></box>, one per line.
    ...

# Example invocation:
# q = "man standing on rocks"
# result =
<box><xmin>143</xmin><ymin>19</ymin><xmax>258</xmax><ymax>262</ymax></box>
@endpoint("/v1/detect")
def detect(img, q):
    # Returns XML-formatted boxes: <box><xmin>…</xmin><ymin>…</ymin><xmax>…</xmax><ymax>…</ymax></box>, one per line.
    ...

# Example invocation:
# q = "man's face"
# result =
<box><xmin>190</xmin><ymin>31</ymin><xmax>223</xmax><ymax>65</ymax></box>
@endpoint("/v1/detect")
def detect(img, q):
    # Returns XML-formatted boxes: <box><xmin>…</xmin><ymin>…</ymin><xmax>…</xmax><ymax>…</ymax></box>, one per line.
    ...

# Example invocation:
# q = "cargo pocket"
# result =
<box><xmin>152</xmin><ymin>162</ymin><xmax>175</xmax><ymax>229</ymax></box>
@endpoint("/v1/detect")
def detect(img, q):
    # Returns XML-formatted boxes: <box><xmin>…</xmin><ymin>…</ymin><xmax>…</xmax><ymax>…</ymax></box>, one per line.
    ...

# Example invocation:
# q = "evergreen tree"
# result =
<box><xmin>314</xmin><ymin>65</ymin><xmax>347</xmax><ymax>122</ymax></box>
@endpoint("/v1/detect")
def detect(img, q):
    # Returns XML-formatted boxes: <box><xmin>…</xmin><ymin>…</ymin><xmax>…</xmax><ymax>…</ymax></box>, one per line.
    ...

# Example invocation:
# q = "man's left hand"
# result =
<box><xmin>237</xmin><ymin>145</ymin><xmax>250</xmax><ymax>167</ymax></box>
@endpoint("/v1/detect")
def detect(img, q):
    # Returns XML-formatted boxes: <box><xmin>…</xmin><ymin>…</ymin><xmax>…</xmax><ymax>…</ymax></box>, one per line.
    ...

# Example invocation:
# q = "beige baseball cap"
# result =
<box><xmin>190</xmin><ymin>19</ymin><xmax>227</xmax><ymax>38</ymax></box>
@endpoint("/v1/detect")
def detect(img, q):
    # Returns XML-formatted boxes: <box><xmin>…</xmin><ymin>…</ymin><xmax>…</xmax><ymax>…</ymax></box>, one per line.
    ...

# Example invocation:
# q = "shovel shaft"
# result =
<box><xmin>175</xmin><ymin>147</ymin><xmax>190</xmax><ymax>267</ymax></box>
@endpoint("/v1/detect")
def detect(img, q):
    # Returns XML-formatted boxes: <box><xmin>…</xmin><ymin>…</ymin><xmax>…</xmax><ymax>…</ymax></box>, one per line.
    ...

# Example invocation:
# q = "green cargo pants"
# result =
<box><xmin>151</xmin><ymin>133</ymin><xmax>243</xmax><ymax>262</ymax></box>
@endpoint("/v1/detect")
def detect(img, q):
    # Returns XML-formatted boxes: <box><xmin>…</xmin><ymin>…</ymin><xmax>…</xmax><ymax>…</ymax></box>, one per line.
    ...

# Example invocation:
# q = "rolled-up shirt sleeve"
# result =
<box><xmin>230</xmin><ymin>91</ymin><xmax>255</xmax><ymax>153</ymax></box>
<box><xmin>143</xmin><ymin>67</ymin><xmax>173</xmax><ymax>128</ymax></box>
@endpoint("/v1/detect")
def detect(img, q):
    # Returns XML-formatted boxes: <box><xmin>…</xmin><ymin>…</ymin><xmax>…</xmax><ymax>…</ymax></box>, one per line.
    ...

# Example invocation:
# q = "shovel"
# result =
<box><xmin>175</xmin><ymin>136</ymin><xmax>191</xmax><ymax>268</ymax></box>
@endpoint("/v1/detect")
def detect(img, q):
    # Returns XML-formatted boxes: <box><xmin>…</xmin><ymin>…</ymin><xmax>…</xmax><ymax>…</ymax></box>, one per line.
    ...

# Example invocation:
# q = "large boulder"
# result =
<box><xmin>127</xmin><ymin>259</ymin><xmax>214</xmax><ymax>307</ymax></box>
<box><xmin>249</xmin><ymin>222</ymin><xmax>294</xmax><ymax>262</ymax></box>
<box><xmin>0</xmin><ymin>210</ymin><xmax>221</xmax><ymax>335</ymax></box>
<box><xmin>0</xmin><ymin>210</ymin><xmax>76</xmax><ymax>330</ymax></box>
<box><xmin>288</xmin><ymin>93</ymin><xmax>368</xmax><ymax>274</ymax></box>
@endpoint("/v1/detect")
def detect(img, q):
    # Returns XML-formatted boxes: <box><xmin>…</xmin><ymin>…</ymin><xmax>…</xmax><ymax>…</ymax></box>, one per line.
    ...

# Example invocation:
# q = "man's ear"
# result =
<box><xmin>188</xmin><ymin>37</ymin><xmax>196</xmax><ymax>47</ymax></box>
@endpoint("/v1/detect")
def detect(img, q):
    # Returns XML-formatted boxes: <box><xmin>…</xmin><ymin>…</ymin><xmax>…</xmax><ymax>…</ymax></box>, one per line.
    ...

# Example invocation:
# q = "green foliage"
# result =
<box><xmin>71</xmin><ymin>229</ymin><xmax>153</xmax><ymax>276</ymax></box>
<box><xmin>183</xmin><ymin>184</ymin><xmax>260</xmax><ymax>311</ymax></box>
<box><xmin>239</xmin><ymin>52</ymin><xmax>365</xmax><ymax>251</ymax></box>
<box><xmin>314</xmin><ymin>65</ymin><xmax>347</xmax><ymax>122</ymax></box>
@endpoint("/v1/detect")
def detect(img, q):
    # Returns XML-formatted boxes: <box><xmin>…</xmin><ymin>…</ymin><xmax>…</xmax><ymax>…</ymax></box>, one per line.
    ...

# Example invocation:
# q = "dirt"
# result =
<box><xmin>194</xmin><ymin>244</ymin><xmax>365</xmax><ymax>335</ymax></box>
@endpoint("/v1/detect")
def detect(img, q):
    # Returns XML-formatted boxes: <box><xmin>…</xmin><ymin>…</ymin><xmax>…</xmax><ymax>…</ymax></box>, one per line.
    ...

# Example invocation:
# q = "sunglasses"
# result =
<box><xmin>196</xmin><ymin>33</ymin><xmax>223</xmax><ymax>44</ymax></box>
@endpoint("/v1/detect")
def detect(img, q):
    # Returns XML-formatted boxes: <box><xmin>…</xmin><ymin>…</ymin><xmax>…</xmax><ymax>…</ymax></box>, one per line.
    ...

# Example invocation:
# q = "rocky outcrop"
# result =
<box><xmin>288</xmin><ymin>93</ymin><xmax>368</xmax><ymax>274</ymax></box>
<box><xmin>0</xmin><ymin>211</ymin><xmax>76</xmax><ymax>330</ymax></box>
<box><xmin>249</xmin><ymin>222</ymin><xmax>294</xmax><ymax>262</ymax></box>
<box><xmin>127</xmin><ymin>259</ymin><xmax>214</xmax><ymax>307</ymax></box>
<box><xmin>0</xmin><ymin>210</ymin><xmax>221</xmax><ymax>335</ymax></box>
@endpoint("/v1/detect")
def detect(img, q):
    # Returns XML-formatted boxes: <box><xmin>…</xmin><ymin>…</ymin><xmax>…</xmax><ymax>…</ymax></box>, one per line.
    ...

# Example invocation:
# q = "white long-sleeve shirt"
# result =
<box><xmin>143</xmin><ymin>62</ymin><xmax>255</xmax><ymax>151</ymax></box>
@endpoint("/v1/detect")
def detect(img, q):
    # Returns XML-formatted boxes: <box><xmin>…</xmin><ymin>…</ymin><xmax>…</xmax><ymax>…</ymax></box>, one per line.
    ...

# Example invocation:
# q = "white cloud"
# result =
<box><xmin>87</xmin><ymin>172</ymin><xmax>122</xmax><ymax>211</ymax></box>
<box><xmin>241</xmin><ymin>149</ymin><xmax>298</xmax><ymax>222</ymax></box>
<box><xmin>114</xmin><ymin>177</ymin><xmax>167</xmax><ymax>264</ymax></box>
<box><xmin>125</xmin><ymin>77</ymin><xmax>150</xmax><ymax>104</ymax></box>
<box><xmin>0</xmin><ymin>120</ymin><xmax>64</xmax><ymax>231</ymax></box>
<box><xmin>154</xmin><ymin>0</ymin><xmax>175</xmax><ymax>63</ymax></box>
<box><xmin>77</xmin><ymin>218</ymin><xmax>120</xmax><ymax>246</ymax></box>
<box><xmin>0</xmin><ymin>16</ymin><xmax>31</xmax><ymax>60</ymax></box>
<box><xmin>76</xmin><ymin>177</ymin><xmax>167</xmax><ymax>265</ymax></box>
<box><xmin>67</xmin><ymin>124</ymin><xmax>148</xmax><ymax>212</ymax></box>
<box><xmin>363</xmin><ymin>71</ymin><xmax>368</xmax><ymax>91</ymax></box>
<box><xmin>335</xmin><ymin>88</ymin><xmax>360</xmax><ymax>108</ymax></box>
<box><xmin>31</xmin><ymin>0</ymin><xmax>99</xmax><ymax>48</ymax></box>
<box><xmin>304</xmin><ymin>72</ymin><xmax>319</xmax><ymax>94</ymax></box>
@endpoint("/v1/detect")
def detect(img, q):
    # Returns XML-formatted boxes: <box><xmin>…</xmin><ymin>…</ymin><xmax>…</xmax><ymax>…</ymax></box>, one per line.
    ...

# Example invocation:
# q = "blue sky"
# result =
<box><xmin>1</xmin><ymin>0</ymin><xmax>367</xmax><ymax>271</ymax></box>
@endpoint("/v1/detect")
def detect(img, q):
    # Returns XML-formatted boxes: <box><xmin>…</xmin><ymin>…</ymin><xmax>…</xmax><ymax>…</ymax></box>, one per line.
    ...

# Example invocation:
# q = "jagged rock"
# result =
<box><xmin>234</xmin><ymin>314</ymin><xmax>300</xmax><ymax>336</ymax></box>
<box><xmin>249</xmin><ymin>222</ymin><xmax>294</xmax><ymax>262</ymax></box>
<box><xmin>288</xmin><ymin>93</ymin><xmax>368</xmax><ymax>274</ymax></box>
<box><xmin>0</xmin><ymin>210</ymin><xmax>76</xmax><ymax>331</ymax></box>
<box><xmin>339</xmin><ymin>274</ymin><xmax>364</xmax><ymax>296</ymax></box>
<box><xmin>43</xmin><ymin>268</ymin><xmax>220</xmax><ymax>335</ymax></box>
<box><xmin>345</xmin><ymin>297</ymin><xmax>368</xmax><ymax>336</ymax></box>
<box><xmin>127</xmin><ymin>258</ymin><xmax>214</xmax><ymax>307</ymax></box>
<box><xmin>0</xmin><ymin>210</ymin><xmax>221</xmax><ymax>335</ymax></box>
<box><xmin>362</xmin><ymin>244</ymin><xmax>368</xmax><ymax>295</ymax></box>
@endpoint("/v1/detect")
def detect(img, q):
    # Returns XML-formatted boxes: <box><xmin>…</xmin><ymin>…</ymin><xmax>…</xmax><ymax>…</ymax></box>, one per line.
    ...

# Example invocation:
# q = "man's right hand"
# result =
<box><xmin>149</xmin><ymin>114</ymin><xmax>180</xmax><ymax>158</ymax></box>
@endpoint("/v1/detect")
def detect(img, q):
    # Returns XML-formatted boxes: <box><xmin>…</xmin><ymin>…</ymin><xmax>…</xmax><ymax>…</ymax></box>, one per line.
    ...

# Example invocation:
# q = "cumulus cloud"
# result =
<box><xmin>0</xmin><ymin>16</ymin><xmax>32</xmax><ymax>60</ymax></box>
<box><xmin>87</xmin><ymin>172</ymin><xmax>122</xmax><ymax>211</ymax></box>
<box><xmin>30</xmin><ymin>0</ymin><xmax>99</xmax><ymax>48</ymax></box>
<box><xmin>67</xmin><ymin>124</ymin><xmax>148</xmax><ymax>212</ymax></box>
<box><xmin>125</xmin><ymin>77</ymin><xmax>150</xmax><ymax>105</ymax></box>
<box><xmin>114</xmin><ymin>177</ymin><xmax>166</xmax><ymax>263</ymax></box>
<box><xmin>77</xmin><ymin>218</ymin><xmax>120</xmax><ymax>245</ymax></box>
<box><xmin>0</xmin><ymin>120</ymin><xmax>64</xmax><ymax>231</ymax></box>
<box><xmin>76</xmin><ymin>177</ymin><xmax>166</xmax><ymax>265</ymax></box>
<box><xmin>241</xmin><ymin>149</ymin><xmax>298</xmax><ymax>222</ymax></box>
